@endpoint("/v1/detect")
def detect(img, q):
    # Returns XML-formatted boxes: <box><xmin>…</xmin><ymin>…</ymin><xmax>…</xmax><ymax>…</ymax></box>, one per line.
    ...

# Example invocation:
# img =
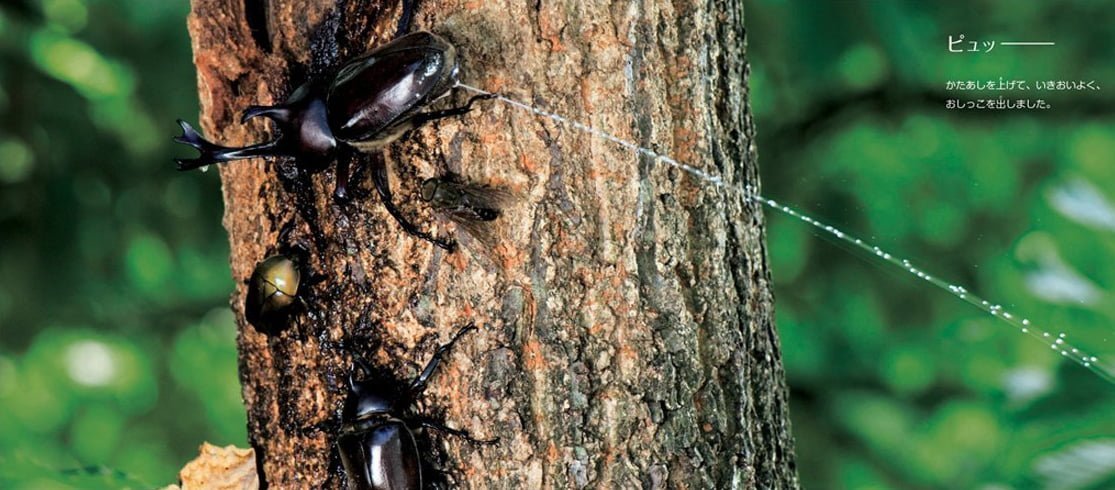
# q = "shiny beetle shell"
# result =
<box><xmin>338</xmin><ymin>419</ymin><xmax>422</xmax><ymax>490</ymax></box>
<box><xmin>245</xmin><ymin>254</ymin><xmax>301</xmax><ymax>330</ymax></box>
<box><xmin>328</xmin><ymin>32</ymin><xmax>459</xmax><ymax>147</ymax></box>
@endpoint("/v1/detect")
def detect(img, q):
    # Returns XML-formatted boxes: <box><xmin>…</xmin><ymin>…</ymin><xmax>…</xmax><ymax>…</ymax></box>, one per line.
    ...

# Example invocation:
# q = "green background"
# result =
<box><xmin>748</xmin><ymin>1</ymin><xmax>1115</xmax><ymax>489</ymax></box>
<box><xmin>0</xmin><ymin>0</ymin><xmax>1112</xmax><ymax>488</ymax></box>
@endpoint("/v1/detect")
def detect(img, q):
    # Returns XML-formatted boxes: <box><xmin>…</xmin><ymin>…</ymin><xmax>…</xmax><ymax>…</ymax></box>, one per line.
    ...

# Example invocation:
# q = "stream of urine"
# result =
<box><xmin>454</xmin><ymin>81</ymin><xmax>1115</xmax><ymax>384</ymax></box>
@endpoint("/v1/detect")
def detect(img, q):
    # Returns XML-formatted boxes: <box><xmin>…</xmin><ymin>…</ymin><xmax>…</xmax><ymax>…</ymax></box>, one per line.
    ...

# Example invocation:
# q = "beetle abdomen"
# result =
<box><xmin>328</xmin><ymin>31</ymin><xmax>459</xmax><ymax>144</ymax></box>
<box><xmin>338</xmin><ymin>421</ymin><xmax>422</xmax><ymax>490</ymax></box>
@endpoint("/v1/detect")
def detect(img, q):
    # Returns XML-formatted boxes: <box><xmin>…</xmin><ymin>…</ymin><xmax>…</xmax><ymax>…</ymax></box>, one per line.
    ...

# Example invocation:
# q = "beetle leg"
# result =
<box><xmin>370</xmin><ymin>153</ymin><xmax>458</xmax><ymax>251</ymax></box>
<box><xmin>416</xmin><ymin>418</ymin><xmax>499</xmax><ymax>445</ymax></box>
<box><xmin>302</xmin><ymin>272</ymin><xmax>328</xmax><ymax>288</ymax></box>
<box><xmin>300</xmin><ymin>415</ymin><xmax>341</xmax><ymax>437</ymax></box>
<box><xmin>409</xmin><ymin>93</ymin><xmax>496</xmax><ymax>126</ymax></box>
<box><xmin>394</xmin><ymin>0</ymin><xmax>420</xmax><ymax>38</ymax></box>
<box><xmin>323</xmin><ymin>443</ymin><xmax>348</xmax><ymax>490</ymax></box>
<box><xmin>407</xmin><ymin>324</ymin><xmax>476</xmax><ymax>396</ymax></box>
<box><xmin>277</xmin><ymin>218</ymin><xmax>298</xmax><ymax>245</ymax></box>
<box><xmin>174</xmin><ymin>120</ymin><xmax>282</xmax><ymax>170</ymax></box>
<box><xmin>334</xmin><ymin>154</ymin><xmax>352</xmax><ymax>201</ymax></box>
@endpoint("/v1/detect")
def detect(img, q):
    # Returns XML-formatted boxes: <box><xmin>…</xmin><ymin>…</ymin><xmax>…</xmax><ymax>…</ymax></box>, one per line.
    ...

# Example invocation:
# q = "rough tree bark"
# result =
<box><xmin>185</xmin><ymin>0</ymin><xmax>797</xmax><ymax>487</ymax></box>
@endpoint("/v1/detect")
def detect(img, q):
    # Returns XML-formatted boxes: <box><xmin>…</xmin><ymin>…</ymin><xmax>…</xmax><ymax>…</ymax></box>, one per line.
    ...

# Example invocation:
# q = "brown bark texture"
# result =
<box><xmin>184</xmin><ymin>0</ymin><xmax>798</xmax><ymax>487</ymax></box>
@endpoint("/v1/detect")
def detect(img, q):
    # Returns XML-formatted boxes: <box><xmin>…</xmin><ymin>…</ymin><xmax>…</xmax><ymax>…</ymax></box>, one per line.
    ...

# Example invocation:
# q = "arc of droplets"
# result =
<box><xmin>455</xmin><ymin>82</ymin><xmax>1114</xmax><ymax>384</ymax></box>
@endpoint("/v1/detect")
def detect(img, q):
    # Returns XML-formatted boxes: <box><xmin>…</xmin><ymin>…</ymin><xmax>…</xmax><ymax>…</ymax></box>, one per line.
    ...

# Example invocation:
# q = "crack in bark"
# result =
<box><xmin>244</xmin><ymin>0</ymin><xmax>272</xmax><ymax>52</ymax></box>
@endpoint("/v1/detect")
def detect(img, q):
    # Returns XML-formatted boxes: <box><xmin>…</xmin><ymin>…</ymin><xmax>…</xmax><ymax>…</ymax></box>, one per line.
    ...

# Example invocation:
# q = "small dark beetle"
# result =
<box><xmin>337</xmin><ymin>325</ymin><xmax>497</xmax><ymax>489</ymax></box>
<box><xmin>244</xmin><ymin>224</ymin><xmax>323</xmax><ymax>333</ymax></box>
<box><xmin>175</xmin><ymin>0</ymin><xmax>492</xmax><ymax>251</ymax></box>
<box><xmin>245</xmin><ymin>254</ymin><xmax>302</xmax><ymax>331</ymax></box>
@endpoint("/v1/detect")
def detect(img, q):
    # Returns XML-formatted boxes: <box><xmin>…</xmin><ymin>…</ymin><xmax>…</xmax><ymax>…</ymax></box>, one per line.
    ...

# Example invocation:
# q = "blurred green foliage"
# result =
<box><xmin>748</xmin><ymin>0</ymin><xmax>1115</xmax><ymax>488</ymax></box>
<box><xmin>0</xmin><ymin>0</ymin><xmax>243</xmax><ymax>487</ymax></box>
<box><xmin>1</xmin><ymin>0</ymin><xmax>1112</xmax><ymax>488</ymax></box>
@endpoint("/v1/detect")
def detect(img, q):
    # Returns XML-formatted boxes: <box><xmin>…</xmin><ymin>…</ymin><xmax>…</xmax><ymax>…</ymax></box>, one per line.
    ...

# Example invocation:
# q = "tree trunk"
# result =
<box><xmin>185</xmin><ymin>0</ymin><xmax>798</xmax><ymax>487</ymax></box>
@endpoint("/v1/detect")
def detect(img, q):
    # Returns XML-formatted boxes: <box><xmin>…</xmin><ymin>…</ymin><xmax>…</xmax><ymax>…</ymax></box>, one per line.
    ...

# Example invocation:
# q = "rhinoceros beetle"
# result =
<box><xmin>174</xmin><ymin>0</ymin><xmax>492</xmax><ymax>251</ymax></box>
<box><xmin>334</xmin><ymin>324</ymin><xmax>498</xmax><ymax>489</ymax></box>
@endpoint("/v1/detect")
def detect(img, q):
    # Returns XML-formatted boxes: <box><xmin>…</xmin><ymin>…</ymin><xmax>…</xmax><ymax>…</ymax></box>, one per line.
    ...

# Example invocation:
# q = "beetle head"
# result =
<box><xmin>344</xmin><ymin>358</ymin><xmax>405</xmax><ymax>423</ymax></box>
<box><xmin>175</xmin><ymin>81</ymin><xmax>338</xmax><ymax>171</ymax></box>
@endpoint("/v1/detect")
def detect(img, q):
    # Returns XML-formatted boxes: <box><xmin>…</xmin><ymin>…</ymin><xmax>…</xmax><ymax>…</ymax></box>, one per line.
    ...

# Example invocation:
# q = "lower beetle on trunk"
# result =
<box><xmin>337</xmin><ymin>325</ymin><xmax>498</xmax><ymax>489</ymax></box>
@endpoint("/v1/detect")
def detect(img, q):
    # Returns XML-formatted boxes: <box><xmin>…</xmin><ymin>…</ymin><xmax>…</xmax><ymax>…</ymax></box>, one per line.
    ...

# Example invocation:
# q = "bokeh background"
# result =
<box><xmin>748</xmin><ymin>1</ymin><xmax>1115</xmax><ymax>489</ymax></box>
<box><xmin>0</xmin><ymin>1</ymin><xmax>241</xmax><ymax>488</ymax></box>
<box><xmin>0</xmin><ymin>0</ymin><xmax>1111</xmax><ymax>488</ymax></box>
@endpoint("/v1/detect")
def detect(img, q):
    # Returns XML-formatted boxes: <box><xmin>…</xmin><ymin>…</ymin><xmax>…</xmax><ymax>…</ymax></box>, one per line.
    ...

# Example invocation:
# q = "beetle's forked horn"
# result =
<box><xmin>173</xmin><ymin>120</ymin><xmax>281</xmax><ymax>171</ymax></box>
<box><xmin>241</xmin><ymin>105</ymin><xmax>293</xmax><ymax>124</ymax></box>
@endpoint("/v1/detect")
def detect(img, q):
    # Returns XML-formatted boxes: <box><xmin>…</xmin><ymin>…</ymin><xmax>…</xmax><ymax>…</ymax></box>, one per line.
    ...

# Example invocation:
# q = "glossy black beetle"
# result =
<box><xmin>336</xmin><ymin>325</ymin><xmax>497</xmax><ymax>489</ymax></box>
<box><xmin>174</xmin><ymin>0</ymin><xmax>492</xmax><ymax>251</ymax></box>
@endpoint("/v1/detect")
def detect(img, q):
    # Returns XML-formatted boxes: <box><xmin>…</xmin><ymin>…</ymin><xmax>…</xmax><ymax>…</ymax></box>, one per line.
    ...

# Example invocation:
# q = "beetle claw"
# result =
<box><xmin>173</xmin><ymin>120</ymin><xmax>225</xmax><ymax>170</ymax></box>
<box><xmin>173</xmin><ymin>119</ymin><xmax>204</xmax><ymax>148</ymax></box>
